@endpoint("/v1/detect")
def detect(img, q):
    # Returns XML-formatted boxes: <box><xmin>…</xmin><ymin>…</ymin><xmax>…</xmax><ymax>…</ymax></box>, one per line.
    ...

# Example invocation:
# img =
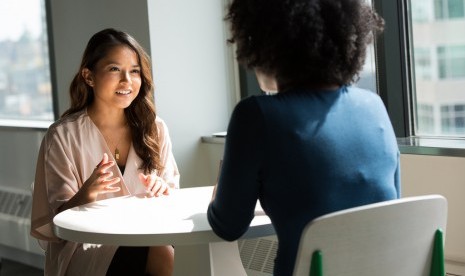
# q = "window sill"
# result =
<box><xmin>202</xmin><ymin>135</ymin><xmax>465</xmax><ymax>158</ymax></box>
<box><xmin>397</xmin><ymin>137</ymin><xmax>465</xmax><ymax>157</ymax></box>
<box><xmin>0</xmin><ymin>119</ymin><xmax>52</xmax><ymax>130</ymax></box>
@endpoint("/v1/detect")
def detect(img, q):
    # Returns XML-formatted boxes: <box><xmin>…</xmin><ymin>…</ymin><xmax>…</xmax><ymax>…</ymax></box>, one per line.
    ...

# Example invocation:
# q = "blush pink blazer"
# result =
<box><xmin>30</xmin><ymin>109</ymin><xmax>180</xmax><ymax>276</ymax></box>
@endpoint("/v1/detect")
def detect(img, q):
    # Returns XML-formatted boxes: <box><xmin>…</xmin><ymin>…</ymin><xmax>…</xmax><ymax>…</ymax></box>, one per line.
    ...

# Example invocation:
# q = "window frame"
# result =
<box><xmin>374</xmin><ymin>0</ymin><xmax>465</xmax><ymax>157</ymax></box>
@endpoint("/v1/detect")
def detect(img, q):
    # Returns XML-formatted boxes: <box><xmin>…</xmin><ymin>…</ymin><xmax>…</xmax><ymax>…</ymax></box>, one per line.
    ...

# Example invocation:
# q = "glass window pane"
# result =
<box><xmin>434</xmin><ymin>0</ymin><xmax>445</xmax><ymax>19</ymax></box>
<box><xmin>353</xmin><ymin>0</ymin><xmax>377</xmax><ymax>94</ymax></box>
<box><xmin>411</xmin><ymin>0</ymin><xmax>465</xmax><ymax>137</ymax></box>
<box><xmin>414</xmin><ymin>47</ymin><xmax>433</xmax><ymax>80</ymax></box>
<box><xmin>448</xmin><ymin>0</ymin><xmax>465</xmax><ymax>18</ymax></box>
<box><xmin>412</xmin><ymin>1</ymin><xmax>434</xmax><ymax>22</ymax></box>
<box><xmin>0</xmin><ymin>0</ymin><xmax>54</xmax><ymax>125</ymax></box>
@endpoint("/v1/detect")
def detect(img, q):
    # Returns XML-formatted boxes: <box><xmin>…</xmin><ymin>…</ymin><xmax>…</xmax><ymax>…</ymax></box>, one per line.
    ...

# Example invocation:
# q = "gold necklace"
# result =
<box><xmin>104</xmin><ymin>125</ymin><xmax>127</xmax><ymax>161</ymax></box>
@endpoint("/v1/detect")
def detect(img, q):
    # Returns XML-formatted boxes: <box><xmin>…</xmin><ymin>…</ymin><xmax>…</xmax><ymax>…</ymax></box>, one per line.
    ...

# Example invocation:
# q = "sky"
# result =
<box><xmin>0</xmin><ymin>0</ymin><xmax>43</xmax><ymax>41</ymax></box>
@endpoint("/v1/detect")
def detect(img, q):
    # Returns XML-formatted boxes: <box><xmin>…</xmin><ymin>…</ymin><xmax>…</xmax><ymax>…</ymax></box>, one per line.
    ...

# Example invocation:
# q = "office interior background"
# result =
<box><xmin>0</xmin><ymin>0</ymin><xmax>464</xmax><ymax>275</ymax></box>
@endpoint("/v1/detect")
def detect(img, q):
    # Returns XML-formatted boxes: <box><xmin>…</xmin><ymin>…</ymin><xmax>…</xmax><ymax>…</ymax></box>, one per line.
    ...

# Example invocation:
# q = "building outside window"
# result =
<box><xmin>0</xmin><ymin>0</ymin><xmax>54</xmax><ymax>127</ymax></box>
<box><xmin>437</xmin><ymin>45</ymin><xmax>465</xmax><ymax>79</ymax></box>
<box><xmin>417</xmin><ymin>103</ymin><xmax>435</xmax><ymax>133</ymax></box>
<box><xmin>435</xmin><ymin>0</ymin><xmax>465</xmax><ymax>20</ymax></box>
<box><xmin>414</xmin><ymin>47</ymin><xmax>433</xmax><ymax>81</ymax></box>
<box><xmin>441</xmin><ymin>104</ymin><xmax>465</xmax><ymax>134</ymax></box>
<box><xmin>411</xmin><ymin>0</ymin><xmax>465</xmax><ymax>136</ymax></box>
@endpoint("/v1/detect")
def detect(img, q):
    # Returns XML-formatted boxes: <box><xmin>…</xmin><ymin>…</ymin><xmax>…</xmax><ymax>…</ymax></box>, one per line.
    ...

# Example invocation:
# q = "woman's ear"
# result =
<box><xmin>254</xmin><ymin>68</ymin><xmax>278</xmax><ymax>94</ymax></box>
<box><xmin>82</xmin><ymin>68</ymin><xmax>94</xmax><ymax>87</ymax></box>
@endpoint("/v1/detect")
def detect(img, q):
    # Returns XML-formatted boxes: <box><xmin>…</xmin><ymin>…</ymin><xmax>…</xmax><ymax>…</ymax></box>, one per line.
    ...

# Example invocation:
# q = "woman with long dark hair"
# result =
<box><xmin>31</xmin><ymin>28</ymin><xmax>179</xmax><ymax>276</ymax></box>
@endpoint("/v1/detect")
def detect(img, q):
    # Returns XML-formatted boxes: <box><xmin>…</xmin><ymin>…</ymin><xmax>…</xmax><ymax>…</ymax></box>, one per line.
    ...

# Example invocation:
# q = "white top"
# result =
<box><xmin>54</xmin><ymin>186</ymin><xmax>274</xmax><ymax>246</ymax></box>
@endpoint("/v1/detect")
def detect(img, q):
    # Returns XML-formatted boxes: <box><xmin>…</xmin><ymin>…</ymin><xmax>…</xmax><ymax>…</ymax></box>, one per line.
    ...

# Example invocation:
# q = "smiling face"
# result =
<box><xmin>83</xmin><ymin>45</ymin><xmax>142</xmax><ymax>111</ymax></box>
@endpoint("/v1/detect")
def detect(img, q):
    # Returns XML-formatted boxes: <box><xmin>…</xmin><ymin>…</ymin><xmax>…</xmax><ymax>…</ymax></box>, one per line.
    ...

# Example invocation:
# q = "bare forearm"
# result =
<box><xmin>57</xmin><ymin>188</ymin><xmax>94</xmax><ymax>213</ymax></box>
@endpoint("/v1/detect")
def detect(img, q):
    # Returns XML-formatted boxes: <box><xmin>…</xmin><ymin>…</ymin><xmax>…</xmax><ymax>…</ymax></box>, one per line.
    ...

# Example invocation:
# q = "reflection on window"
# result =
<box><xmin>0</xmin><ymin>0</ymin><xmax>53</xmax><ymax>126</ymax></box>
<box><xmin>411</xmin><ymin>0</ymin><xmax>465</xmax><ymax>137</ymax></box>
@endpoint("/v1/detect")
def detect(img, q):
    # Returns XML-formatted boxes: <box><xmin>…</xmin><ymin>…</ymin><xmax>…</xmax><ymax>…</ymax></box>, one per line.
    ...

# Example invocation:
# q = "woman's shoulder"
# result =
<box><xmin>45</xmin><ymin>110</ymin><xmax>88</xmax><ymax>137</ymax></box>
<box><xmin>346</xmin><ymin>85</ymin><xmax>381</xmax><ymax>99</ymax></box>
<box><xmin>233</xmin><ymin>95</ymin><xmax>263</xmax><ymax>113</ymax></box>
<box><xmin>155</xmin><ymin>116</ymin><xmax>172</xmax><ymax>139</ymax></box>
<box><xmin>155</xmin><ymin>116</ymin><xmax>168</xmax><ymax>129</ymax></box>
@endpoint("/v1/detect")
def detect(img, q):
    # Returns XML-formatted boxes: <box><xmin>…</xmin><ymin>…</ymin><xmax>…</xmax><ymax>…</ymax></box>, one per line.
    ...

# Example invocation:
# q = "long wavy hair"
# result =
<box><xmin>226</xmin><ymin>0</ymin><xmax>385</xmax><ymax>89</ymax></box>
<box><xmin>62</xmin><ymin>28</ymin><xmax>162</xmax><ymax>174</ymax></box>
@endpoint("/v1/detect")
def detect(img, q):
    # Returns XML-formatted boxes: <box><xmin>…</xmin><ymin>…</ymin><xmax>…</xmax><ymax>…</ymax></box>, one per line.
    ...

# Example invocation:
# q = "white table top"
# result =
<box><xmin>53</xmin><ymin>186</ymin><xmax>274</xmax><ymax>246</ymax></box>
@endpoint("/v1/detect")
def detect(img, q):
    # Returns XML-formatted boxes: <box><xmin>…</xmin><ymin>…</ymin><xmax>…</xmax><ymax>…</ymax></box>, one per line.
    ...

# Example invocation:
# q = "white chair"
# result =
<box><xmin>293</xmin><ymin>195</ymin><xmax>447</xmax><ymax>276</ymax></box>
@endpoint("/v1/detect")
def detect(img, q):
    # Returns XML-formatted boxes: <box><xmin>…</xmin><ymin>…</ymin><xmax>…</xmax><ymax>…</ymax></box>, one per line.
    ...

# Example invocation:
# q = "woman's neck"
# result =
<box><xmin>87</xmin><ymin>105</ymin><xmax>127</xmax><ymax>129</ymax></box>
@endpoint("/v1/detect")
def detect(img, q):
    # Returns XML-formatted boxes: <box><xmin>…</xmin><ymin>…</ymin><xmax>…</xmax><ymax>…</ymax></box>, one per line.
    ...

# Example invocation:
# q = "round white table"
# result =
<box><xmin>53</xmin><ymin>186</ymin><xmax>275</xmax><ymax>276</ymax></box>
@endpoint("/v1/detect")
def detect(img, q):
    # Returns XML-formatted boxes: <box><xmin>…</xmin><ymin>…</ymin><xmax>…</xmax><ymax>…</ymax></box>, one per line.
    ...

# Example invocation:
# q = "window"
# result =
<box><xmin>435</xmin><ymin>0</ymin><xmax>465</xmax><ymax>20</ymax></box>
<box><xmin>414</xmin><ymin>47</ymin><xmax>433</xmax><ymax>80</ymax></box>
<box><xmin>410</xmin><ymin>0</ymin><xmax>465</xmax><ymax>137</ymax></box>
<box><xmin>417</xmin><ymin>104</ymin><xmax>435</xmax><ymax>134</ymax></box>
<box><xmin>0</xmin><ymin>0</ymin><xmax>54</xmax><ymax>127</ymax></box>
<box><xmin>437</xmin><ymin>45</ymin><xmax>465</xmax><ymax>79</ymax></box>
<box><xmin>441</xmin><ymin>104</ymin><xmax>465</xmax><ymax>134</ymax></box>
<box><xmin>353</xmin><ymin>39</ymin><xmax>377</xmax><ymax>93</ymax></box>
<box><xmin>412</xmin><ymin>0</ymin><xmax>434</xmax><ymax>22</ymax></box>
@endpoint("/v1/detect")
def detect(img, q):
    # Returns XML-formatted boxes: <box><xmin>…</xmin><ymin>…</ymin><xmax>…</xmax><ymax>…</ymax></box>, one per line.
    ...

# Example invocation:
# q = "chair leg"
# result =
<box><xmin>430</xmin><ymin>229</ymin><xmax>445</xmax><ymax>276</ymax></box>
<box><xmin>310</xmin><ymin>250</ymin><xmax>323</xmax><ymax>276</ymax></box>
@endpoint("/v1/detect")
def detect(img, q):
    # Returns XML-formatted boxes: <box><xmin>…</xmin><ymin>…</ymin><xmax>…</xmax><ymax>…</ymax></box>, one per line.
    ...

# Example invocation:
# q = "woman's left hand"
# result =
<box><xmin>139</xmin><ymin>173</ymin><xmax>171</xmax><ymax>197</ymax></box>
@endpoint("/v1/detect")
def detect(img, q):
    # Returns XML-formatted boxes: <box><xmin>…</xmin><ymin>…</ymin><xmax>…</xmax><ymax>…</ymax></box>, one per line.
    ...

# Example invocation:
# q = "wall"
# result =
<box><xmin>147</xmin><ymin>0</ymin><xmax>236</xmax><ymax>188</ymax></box>
<box><xmin>401</xmin><ymin>154</ymin><xmax>465</xmax><ymax>274</ymax></box>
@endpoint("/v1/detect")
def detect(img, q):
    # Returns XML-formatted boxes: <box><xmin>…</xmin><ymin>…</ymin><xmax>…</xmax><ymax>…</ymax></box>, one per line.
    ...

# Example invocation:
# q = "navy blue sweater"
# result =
<box><xmin>208</xmin><ymin>86</ymin><xmax>400</xmax><ymax>276</ymax></box>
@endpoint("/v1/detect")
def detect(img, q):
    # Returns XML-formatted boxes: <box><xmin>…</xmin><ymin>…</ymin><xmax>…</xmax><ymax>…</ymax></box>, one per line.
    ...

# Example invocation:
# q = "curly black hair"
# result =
<box><xmin>226</xmin><ymin>0</ymin><xmax>384</xmax><ymax>89</ymax></box>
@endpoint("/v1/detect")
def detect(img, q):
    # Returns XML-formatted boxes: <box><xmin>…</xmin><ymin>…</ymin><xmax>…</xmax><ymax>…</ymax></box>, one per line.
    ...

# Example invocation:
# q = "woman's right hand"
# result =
<box><xmin>58</xmin><ymin>153</ymin><xmax>121</xmax><ymax>213</ymax></box>
<box><xmin>82</xmin><ymin>153</ymin><xmax>121</xmax><ymax>201</ymax></box>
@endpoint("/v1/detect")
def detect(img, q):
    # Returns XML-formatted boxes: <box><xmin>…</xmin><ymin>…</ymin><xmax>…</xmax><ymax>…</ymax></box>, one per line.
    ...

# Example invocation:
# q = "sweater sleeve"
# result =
<box><xmin>207</xmin><ymin>97</ymin><xmax>266</xmax><ymax>241</ymax></box>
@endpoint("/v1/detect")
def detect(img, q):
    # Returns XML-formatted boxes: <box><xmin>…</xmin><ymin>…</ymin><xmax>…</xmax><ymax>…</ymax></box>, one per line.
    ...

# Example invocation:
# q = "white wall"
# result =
<box><xmin>401</xmin><ymin>154</ymin><xmax>465</xmax><ymax>274</ymax></box>
<box><xmin>147</xmin><ymin>0</ymin><xmax>236</xmax><ymax>188</ymax></box>
<box><xmin>0</xmin><ymin>129</ymin><xmax>43</xmax><ymax>190</ymax></box>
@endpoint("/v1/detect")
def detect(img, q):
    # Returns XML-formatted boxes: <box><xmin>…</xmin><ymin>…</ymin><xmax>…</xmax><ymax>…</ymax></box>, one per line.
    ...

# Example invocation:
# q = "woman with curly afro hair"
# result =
<box><xmin>208</xmin><ymin>0</ymin><xmax>401</xmax><ymax>275</ymax></box>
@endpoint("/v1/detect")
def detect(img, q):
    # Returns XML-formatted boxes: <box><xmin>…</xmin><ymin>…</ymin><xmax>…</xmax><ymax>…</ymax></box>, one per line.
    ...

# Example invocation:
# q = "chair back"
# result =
<box><xmin>293</xmin><ymin>195</ymin><xmax>448</xmax><ymax>276</ymax></box>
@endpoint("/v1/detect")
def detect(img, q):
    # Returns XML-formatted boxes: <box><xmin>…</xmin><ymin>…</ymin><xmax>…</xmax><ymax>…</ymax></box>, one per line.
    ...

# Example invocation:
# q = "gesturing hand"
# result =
<box><xmin>139</xmin><ymin>173</ymin><xmax>170</xmax><ymax>197</ymax></box>
<box><xmin>83</xmin><ymin>153</ymin><xmax>121</xmax><ymax>201</ymax></box>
